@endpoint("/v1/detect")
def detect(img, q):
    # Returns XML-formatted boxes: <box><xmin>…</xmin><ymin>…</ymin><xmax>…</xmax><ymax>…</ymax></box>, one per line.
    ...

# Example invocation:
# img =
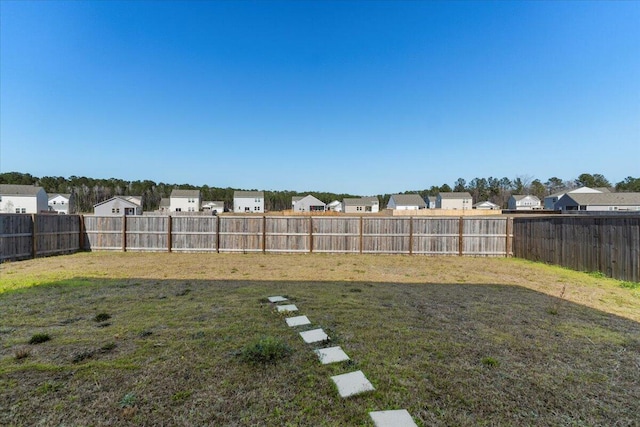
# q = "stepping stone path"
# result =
<box><xmin>299</xmin><ymin>328</ymin><xmax>329</xmax><ymax>344</ymax></box>
<box><xmin>267</xmin><ymin>295</ymin><xmax>417</xmax><ymax>424</ymax></box>
<box><xmin>314</xmin><ymin>346</ymin><xmax>350</xmax><ymax>364</ymax></box>
<box><xmin>369</xmin><ymin>410</ymin><xmax>418</xmax><ymax>427</ymax></box>
<box><xmin>286</xmin><ymin>315</ymin><xmax>311</xmax><ymax>327</ymax></box>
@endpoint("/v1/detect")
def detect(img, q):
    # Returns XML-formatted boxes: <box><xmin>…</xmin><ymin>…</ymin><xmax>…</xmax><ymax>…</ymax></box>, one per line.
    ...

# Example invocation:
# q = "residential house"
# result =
<box><xmin>427</xmin><ymin>196</ymin><xmax>437</xmax><ymax>209</ymax></box>
<box><xmin>343</xmin><ymin>197</ymin><xmax>380</xmax><ymax>213</ymax></box>
<box><xmin>0</xmin><ymin>184</ymin><xmax>48</xmax><ymax>214</ymax></box>
<box><xmin>158</xmin><ymin>198</ymin><xmax>170</xmax><ymax>213</ymax></box>
<box><xmin>234</xmin><ymin>191</ymin><xmax>264</xmax><ymax>213</ymax></box>
<box><xmin>544</xmin><ymin>186</ymin><xmax>606</xmax><ymax>210</ymax></box>
<box><xmin>292</xmin><ymin>195</ymin><xmax>326</xmax><ymax>212</ymax></box>
<box><xmin>202</xmin><ymin>201</ymin><xmax>225</xmax><ymax>214</ymax></box>
<box><xmin>326</xmin><ymin>200</ymin><xmax>342</xmax><ymax>212</ymax></box>
<box><xmin>94</xmin><ymin>196</ymin><xmax>142</xmax><ymax>216</ymax></box>
<box><xmin>170</xmin><ymin>189</ymin><xmax>201</xmax><ymax>213</ymax></box>
<box><xmin>508</xmin><ymin>195</ymin><xmax>542</xmax><ymax>210</ymax></box>
<box><xmin>48</xmin><ymin>193</ymin><xmax>74</xmax><ymax>214</ymax></box>
<box><xmin>473</xmin><ymin>200</ymin><xmax>501</xmax><ymax>210</ymax></box>
<box><xmin>436</xmin><ymin>192</ymin><xmax>473</xmax><ymax>210</ymax></box>
<box><xmin>387</xmin><ymin>194</ymin><xmax>427</xmax><ymax>210</ymax></box>
<box><xmin>555</xmin><ymin>193</ymin><xmax>640</xmax><ymax>212</ymax></box>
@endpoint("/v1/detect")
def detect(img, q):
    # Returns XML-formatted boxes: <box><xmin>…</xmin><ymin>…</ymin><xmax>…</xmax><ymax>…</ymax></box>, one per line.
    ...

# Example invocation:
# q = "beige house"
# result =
<box><xmin>234</xmin><ymin>191</ymin><xmax>264</xmax><ymax>213</ymax></box>
<box><xmin>170</xmin><ymin>189</ymin><xmax>201</xmax><ymax>212</ymax></box>
<box><xmin>387</xmin><ymin>194</ymin><xmax>427</xmax><ymax>210</ymax></box>
<box><xmin>93</xmin><ymin>196</ymin><xmax>142</xmax><ymax>216</ymax></box>
<box><xmin>343</xmin><ymin>197</ymin><xmax>379</xmax><ymax>213</ymax></box>
<box><xmin>292</xmin><ymin>195</ymin><xmax>326</xmax><ymax>212</ymax></box>
<box><xmin>436</xmin><ymin>192</ymin><xmax>473</xmax><ymax>210</ymax></box>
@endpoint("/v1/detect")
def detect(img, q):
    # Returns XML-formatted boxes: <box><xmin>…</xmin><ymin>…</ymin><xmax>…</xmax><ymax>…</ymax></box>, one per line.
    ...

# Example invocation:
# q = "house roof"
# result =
<box><xmin>473</xmin><ymin>200</ymin><xmax>500</xmax><ymax>208</ymax></box>
<box><xmin>292</xmin><ymin>196</ymin><xmax>304</xmax><ymax>203</ymax></box>
<box><xmin>48</xmin><ymin>193</ymin><xmax>71</xmax><ymax>201</ymax></box>
<box><xmin>296</xmin><ymin>195</ymin><xmax>325</xmax><ymax>206</ymax></box>
<box><xmin>390</xmin><ymin>194</ymin><xmax>427</xmax><ymax>207</ymax></box>
<box><xmin>511</xmin><ymin>195</ymin><xmax>541</xmax><ymax>202</ymax></box>
<box><xmin>234</xmin><ymin>191</ymin><xmax>264</xmax><ymax>198</ymax></box>
<box><xmin>438</xmin><ymin>192</ymin><xmax>472</xmax><ymax>199</ymax></box>
<box><xmin>202</xmin><ymin>200</ymin><xmax>224</xmax><ymax>207</ymax></box>
<box><xmin>171</xmin><ymin>189</ymin><xmax>200</xmax><ymax>198</ymax></box>
<box><xmin>0</xmin><ymin>184</ymin><xmax>45</xmax><ymax>196</ymax></box>
<box><xmin>343</xmin><ymin>197</ymin><xmax>379</xmax><ymax>207</ymax></box>
<box><xmin>561</xmin><ymin>193</ymin><xmax>640</xmax><ymax>206</ymax></box>
<box><xmin>93</xmin><ymin>196</ymin><xmax>141</xmax><ymax>208</ymax></box>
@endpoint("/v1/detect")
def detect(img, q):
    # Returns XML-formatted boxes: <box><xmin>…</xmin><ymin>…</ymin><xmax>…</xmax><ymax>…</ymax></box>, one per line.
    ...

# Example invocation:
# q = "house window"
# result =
<box><xmin>16</xmin><ymin>208</ymin><xmax>20</xmax><ymax>213</ymax></box>
<box><xmin>176</xmin><ymin>208</ymin><xmax>182</xmax><ymax>212</ymax></box>
<box><xmin>255</xmin><ymin>206</ymin><xmax>260</xmax><ymax>211</ymax></box>
<box><xmin>53</xmin><ymin>201</ymin><xmax>56</xmax><ymax>204</ymax></box>
<box><xmin>61</xmin><ymin>201</ymin><xmax>65</xmax><ymax>204</ymax></box>
<box><xmin>112</xmin><ymin>208</ymin><xmax>116</xmax><ymax>213</ymax></box>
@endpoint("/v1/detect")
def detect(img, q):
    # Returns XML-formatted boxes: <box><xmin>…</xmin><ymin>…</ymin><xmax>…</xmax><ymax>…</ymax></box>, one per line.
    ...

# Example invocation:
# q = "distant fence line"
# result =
<box><xmin>2</xmin><ymin>214</ymin><xmax>639</xmax><ymax>282</ymax></box>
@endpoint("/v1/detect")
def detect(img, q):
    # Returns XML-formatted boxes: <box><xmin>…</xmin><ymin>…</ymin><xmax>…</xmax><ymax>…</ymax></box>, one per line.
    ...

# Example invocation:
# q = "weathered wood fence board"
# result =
<box><xmin>312</xmin><ymin>217</ymin><xmax>360</xmax><ymax>253</ymax></box>
<box><xmin>513</xmin><ymin>216</ymin><xmax>640</xmax><ymax>282</ymax></box>
<box><xmin>0</xmin><ymin>214</ymin><xmax>80</xmax><ymax>261</ymax></box>
<box><xmin>0</xmin><ymin>214</ymin><xmax>33</xmax><ymax>261</ymax></box>
<box><xmin>84</xmin><ymin>216</ymin><xmax>122</xmax><ymax>251</ymax></box>
<box><xmin>218</xmin><ymin>217</ymin><xmax>263</xmax><ymax>253</ymax></box>
<box><xmin>172</xmin><ymin>216</ymin><xmax>217</xmax><ymax>252</ymax></box>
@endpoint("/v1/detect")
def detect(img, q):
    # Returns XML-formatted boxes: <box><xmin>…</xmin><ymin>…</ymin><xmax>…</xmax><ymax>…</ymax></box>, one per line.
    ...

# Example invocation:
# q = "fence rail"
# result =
<box><xmin>2</xmin><ymin>213</ymin><xmax>638</xmax><ymax>282</ymax></box>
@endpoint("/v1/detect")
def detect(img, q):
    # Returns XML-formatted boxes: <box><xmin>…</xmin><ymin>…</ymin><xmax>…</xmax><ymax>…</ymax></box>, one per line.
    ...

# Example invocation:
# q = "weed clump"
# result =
<box><xmin>94</xmin><ymin>313</ymin><xmax>111</xmax><ymax>322</ymax></box>
<box><xmin>29</xmin><ymin>333</ymin><xmax>50</xmax><ymax>345</ymax></box>
<box><xmin>14</xmin><ymin>347</ymin><xmax>31</xmax><ymax>360</ymax></box>
<box><xmin>240</xmin><ymin>336</ymin><xmax>292</xmax><ymax>365</ymax></box>
<box><xmin>482</xmin><ymin>356</ymin><xmax>500</xmax><ymax>367</ymax></box>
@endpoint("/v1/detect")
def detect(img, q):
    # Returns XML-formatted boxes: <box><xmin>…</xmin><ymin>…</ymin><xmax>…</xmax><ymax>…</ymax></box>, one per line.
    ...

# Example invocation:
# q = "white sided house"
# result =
<box><xmin>427</xmin><ymin>196</ymin><xmax>437</xmax><ymax>209</ymax></box>
<box><xmin>202</xmin><ymin>201</ymin><xmax>225</xmax><ymax>214</ymax></box>
<box><xmin>343</xmin><ymin>197</ymin><xmax>380</xmax><ymax>213</ymax></box>
<box><xmin>292</xmin><ymin>195</ymin><xmax>326</xmax><ymax>212</ymax></box>
<box><xmin>327</xmin><ymin>200</ymin><xmax>343</xmax><ymax>212</ymax></box>
<box><xmin>544</xmin><ymin>186</ymin><xmax>607</xmax><ymax>210</ymax></box>
<box><xmin>48</xmin><ymin>193</ymin><xmax>73</xmax><ymax>214</ymax></box>
<box><xmin>170</xmin><ymin>189</ymin><xmax>201</xmax><ymax>212</ymax></box>
<box><xmin>555</xmin><ymin>193</ymin><xmax>640</xmax><ymax>212</ymax></box>
<box><xmin>94</xmin><ymin>196</ymin><xmax>142</xmax><ymax>216</ymax></box>
<box><xmin>234</xmin><ymin>191</ymin><xmax>264</xmax><ymax>213</ymax></box>
<box><xmin>0</xmin><ymin>184</ymin><xmax>48</xmax><ymax>214</ymax></box>
<box><xmin>387</xmin><ymin>194</ymin><xmax>427</xmax><ymax>210</ymax></box>
<box><xmin>436</xmin><ymin>192</ymin><xmax>473</xmax><ymax>210</ymax></box>
<box><xmin>508</xmin><ymin>195</ymin><xmax>542</xmax><ymax>210</ymax></box>
<box><xmin>473</xmin><ymin>200</ymin><xmax>501</xmax><ymax>210</ymax></box>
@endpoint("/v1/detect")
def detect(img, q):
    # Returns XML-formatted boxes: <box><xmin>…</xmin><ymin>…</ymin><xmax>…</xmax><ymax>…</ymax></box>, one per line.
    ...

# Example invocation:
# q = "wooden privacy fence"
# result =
<box><xmin>513</xmin><ymin>216</ymin><xmax>640</xmax><ymax>282</ymax></box>
<box><xmin>81</xmin><ymin>215</ymin><xmax>513</xmax><ymax>256</ymax></box>
<box><xmin>0</xmin><ymin>214</ymin><xmax>81</xmax><ymax>261</ymax></box>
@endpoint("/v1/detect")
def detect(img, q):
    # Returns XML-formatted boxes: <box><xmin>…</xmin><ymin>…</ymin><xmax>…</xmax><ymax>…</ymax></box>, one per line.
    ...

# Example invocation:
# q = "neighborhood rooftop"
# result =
<box><xmin>170</xmin><ymin>189</ymin><xmax>200</xmax><ymax>198</ymax></box>
<box><xmin>562</xmin><ymin>192</ymin><xmax>640</xmax><ymax>205</ymax></box>
<box><xmin>438</xmin><ymin>192</ymin><xmax>472</xmax><ymax>199</ymax></box>
<box><xmin>234</xmin><ymin>190</ymin><xmax>264</xmax><ymax>198</ymax></box>
<box><xmin>0</xmin><ymin>184</ymin><xmax>45</xmax><ymax>196</ymax></box>
<box><xmin>390</xmin><ymin>194</ymin><xmax>427</xmax><ymax>206</ymax></box>
<box><xmin>343</xmin><ymin>197</ymin><xmax>379</xmax><ymax>206</ymax></box>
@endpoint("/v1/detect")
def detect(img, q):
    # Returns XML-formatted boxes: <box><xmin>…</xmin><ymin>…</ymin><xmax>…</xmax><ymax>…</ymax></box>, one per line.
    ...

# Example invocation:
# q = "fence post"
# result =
<box><xmin>31</xmin><ymin>214</ymin><xmax>37</xmax><ymax>259</ymax></box>
<box><xmin>262</xmin><ymin>216</ymin><xmax>266</xmax><ymax>253</ymax></box>
<box><xmin>79</xmin><ymin>215</ymin><xmax>85</xmax><ymax>251</ymax></box>
<box><xmin>359</xmin><ymin>216</ymin><xmax>363</xmax><ymax>254</ymax></box>
<box><xmin>458</xmin><ymin>216</ymin><xmax>463</xmax><ymax>256</ymax></box>
<box><xmin>409</xmin><ymin>217</ymin><xmax>413</xmax><ymax>255</ymax></box>
<box><xmin>122</xmin><ymin>215</ymin><xmax>127</xmax><ymax>252</ymax></box>
<box><xmin>309</xmin><ymin>216</ymin><xmax>313</xmax><ymax>253</ymax></box>
<box><xmin>505</xmin><ymin>217</ymin><xmax>512</xmax><ymax>257</ymax></box>
<box><xmin>167</xmin><ymin>215</ymin><xmax>172</xmax><ymax>253</ymax></box>
<box><xmin>216</xmin><ymin>215</ymin><xmax>220</xmax><ymax>253</ymax></box>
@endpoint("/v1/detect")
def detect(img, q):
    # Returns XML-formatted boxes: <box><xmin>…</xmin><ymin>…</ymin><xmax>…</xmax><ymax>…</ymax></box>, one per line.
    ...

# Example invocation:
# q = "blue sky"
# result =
<box><xmin>1</xmin><ymin>1</ymin><xmax>638</xmax><ymax>195</ymax></box>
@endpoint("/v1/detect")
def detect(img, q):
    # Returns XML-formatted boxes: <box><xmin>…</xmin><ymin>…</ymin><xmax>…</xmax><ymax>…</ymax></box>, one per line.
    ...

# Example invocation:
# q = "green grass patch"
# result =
<box><xmin>29</xmin><ymin>333</ymin><xmax>51</xmax><ymax>345</ymax></box>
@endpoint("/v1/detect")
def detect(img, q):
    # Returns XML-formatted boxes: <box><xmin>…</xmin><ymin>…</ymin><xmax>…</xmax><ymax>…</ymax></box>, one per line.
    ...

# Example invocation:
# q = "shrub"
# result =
<box><xmin>482</xmin><ymin>356</ymin><xmax>500</xmax><ymax>367</ymax></box>
<box><xmin>240</xmin><ymin>336</ymin><xmax>292</xmax><ymax>365</ymax></box>
<box><xmin>29</xmin><ymin>333</ymin><xmax>50</xmax><ymax>345</ymax></box>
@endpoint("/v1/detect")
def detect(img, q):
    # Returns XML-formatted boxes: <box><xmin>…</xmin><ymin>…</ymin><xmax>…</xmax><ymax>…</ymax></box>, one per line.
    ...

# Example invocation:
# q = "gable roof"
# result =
<box><xmin>171</xmin><ymin>189</ymin><xmax>200</xmax><ymax>198</ymax></box>
<box><xmin>295</xmin><ymin>195</ymin><xmax>325</xmax><ymax>205</ymax></box>
<box><xmin>0</xmin><ymin>184</ymin><xmax>45</xmax><ymax>196</ymax></box>
<box><xmin>438</xmin><ymin>192</ymin><xmax>472</xmax><ymax>199</ymax></box>
<box><xmin>561</xmin><ymin>193</ymin><xmax>640</xmax><ymax>206</ymax></box>
<box><xmin>93</xmin><ymin>196</ymin><xmax>141</xmax><ymax>208</ymax></box>
<box><xmin>343</xmin><ymin>197</ymin><xmax>379</xmax><ymax>207</ymax></box>
<box><xmin>473</xmin><ymin>200</ymin><xmax>500</xmax><ymax>208</ymax></box>
<box><xmin>511</xmin><ymin>195</ymin><xmax>541</xmax><ymax>202</ymax></box>
<box><xmin>234</xmin><ymin>190</ymin><xmax>264</xmax><ymax>198</ymax></box>
<box><xmin>48</xmin><ymin>193</ymin><xmax>71</xmax><ymax>201</ymax></box>
<box><xmin>389</xmin><ymin>194</ymin><xmax>427</xmax><ymax>207</ymax></box>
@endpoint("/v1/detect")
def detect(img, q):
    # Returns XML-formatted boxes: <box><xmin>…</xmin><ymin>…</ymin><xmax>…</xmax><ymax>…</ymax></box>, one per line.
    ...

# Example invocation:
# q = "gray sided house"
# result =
<box><xmin>94</xmin><ymin>196</ymin><xmax>142</xmax><ymax>216</ymax></box>
<box><xmin>292</xmin><ymin>195</ymin><xmax>326</xmax><ymax>212</ymax></box>
<box><xmin>234</xmin><ymin>191</ymin><xmax>264</xmax><ymax>213</ymax></box>
<box><xmin>159</xmin><ymin>198</ymin><xmax>170</xmax><ymax>213</ymax></box>
<box><xmin>508</xmin><ymin>195</ymin><xmax>542</xmax><ymax>210</ymax></box>
<box><xmin>387</xmin><ymin>194</ymin><xmax>427</xmax><ymax>210</ymax></box>
<box><xmin>427</xmin><ymin>196</ymin><xmax>437</xmax><ymax>209</ymax></box>
<box><xmin>0</xmin><ymin>184</ymin><xmax>48</xmax><ymax>214</ymax></box>
<box><xmin>343</xmin><ymin>197</ymin><xmax>380</xmax><ymax>213</ymax></box>
<box><xmin>544</xmin><ymin>186</ymin><xmax>605</xmax><ymax>210</ymax></box>
<box><xmin>436</xmin><ymin>192</ymin><xmax>473</xmax><ymax>210</ymax></box>
<box><xmin>555</xmin><ymin>192</ymin><xmax>640</xmax><ymax>212</ymax></box>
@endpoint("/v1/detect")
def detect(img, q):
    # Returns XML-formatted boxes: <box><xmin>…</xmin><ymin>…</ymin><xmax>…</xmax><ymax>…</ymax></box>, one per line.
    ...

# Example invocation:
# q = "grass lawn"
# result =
<box><xmin>1</xmin><ymin>252</ymin><xmax>639</xmax><ymax>426</ymax></box>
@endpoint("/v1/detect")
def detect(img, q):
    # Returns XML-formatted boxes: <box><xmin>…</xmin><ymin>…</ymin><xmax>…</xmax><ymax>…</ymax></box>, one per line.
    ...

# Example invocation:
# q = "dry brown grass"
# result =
<box><xmin>1</xmin><ymin>253</ymin><xmax>639</xmax><ymax>426</ymax></box>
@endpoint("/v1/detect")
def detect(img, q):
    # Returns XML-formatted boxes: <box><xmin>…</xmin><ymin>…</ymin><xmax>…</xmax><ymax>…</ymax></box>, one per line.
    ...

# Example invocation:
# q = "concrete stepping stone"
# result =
<box><xmin>286</xmin><ymin>315</ymin><xmax>311</xmax><ymax>327</ymax></box>
<box><xmin>299</xmin><ymin>328</ymin><xmax>329</xmax><ymax>343</ymax></box>
<box><xmin>369</xmin><ymin>410</ymin><xmax>418</xmax><ymax>427</ymax></box>
<box><xmin>276</xmin><ymin>304</ymin><xmax>298</xmax><ymax>312</ymax></box>
<box><xmin>268</xmin><ymin>296</ymin><xmax>288</xmax><ymax>303</ymax></box>
<box><xmin>314</xmin><ymin>346</ymin><xmax>350</xmax><ymax>364</ymax></box>
<box><xmin>330</xmin><ymin>370</ymin><xmax>375</xmax><ymax>397</ymax></box>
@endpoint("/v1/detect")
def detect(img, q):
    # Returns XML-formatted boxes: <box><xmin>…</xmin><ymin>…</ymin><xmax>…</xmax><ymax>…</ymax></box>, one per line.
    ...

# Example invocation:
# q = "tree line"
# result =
<box><xmin>1</xmin><ymin>172</ymin><xmax>638</xmax><ymax>213</ymax></box>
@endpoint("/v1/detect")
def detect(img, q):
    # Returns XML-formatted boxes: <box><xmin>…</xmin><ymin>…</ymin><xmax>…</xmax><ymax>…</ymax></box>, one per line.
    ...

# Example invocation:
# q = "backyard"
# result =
<box><xmin>1</xmin><ymin>253</ymin><xmax>639</xmax><ymax>426</ymax></box>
